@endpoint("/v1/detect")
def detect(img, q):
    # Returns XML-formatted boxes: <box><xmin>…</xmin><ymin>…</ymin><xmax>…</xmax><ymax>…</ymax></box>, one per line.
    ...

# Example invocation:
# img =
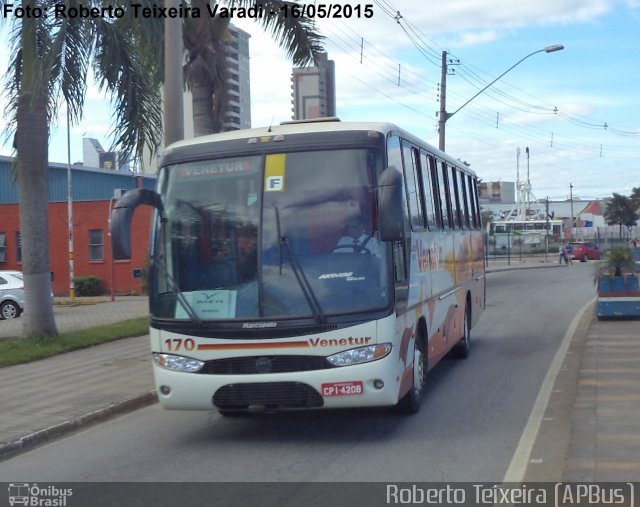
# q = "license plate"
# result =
<box><xmin>321</xmin><ymin>381</ymin><xmax>364</xmax><ymax>397</ymax></box>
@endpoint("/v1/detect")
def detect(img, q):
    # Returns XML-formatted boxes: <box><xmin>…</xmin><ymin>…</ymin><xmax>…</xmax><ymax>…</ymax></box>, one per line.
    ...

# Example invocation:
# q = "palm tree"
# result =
<box><xmin>183</xmin><ymin>0</ymin><xmax>325</xmax><ymax>136</ymax></box>
<box><xmin>2</xmin><ymin>0</ymin><xmax>164</xmax><ymax>337</ymax></box>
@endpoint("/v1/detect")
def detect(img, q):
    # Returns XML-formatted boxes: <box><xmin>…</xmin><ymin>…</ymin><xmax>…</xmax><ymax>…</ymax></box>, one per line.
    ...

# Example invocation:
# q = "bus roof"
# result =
<box><xmin>163</xmin><ymin>118</ymin><xmax>475</xmax><ymax>174</ymax></box>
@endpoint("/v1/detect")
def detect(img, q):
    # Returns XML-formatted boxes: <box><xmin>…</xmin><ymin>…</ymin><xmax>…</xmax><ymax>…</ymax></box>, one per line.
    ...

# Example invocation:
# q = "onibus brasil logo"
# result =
<box><xmin>8</xmin><ymin>483</ymin><xmax>73</xmax><ymax>506</ymax></box>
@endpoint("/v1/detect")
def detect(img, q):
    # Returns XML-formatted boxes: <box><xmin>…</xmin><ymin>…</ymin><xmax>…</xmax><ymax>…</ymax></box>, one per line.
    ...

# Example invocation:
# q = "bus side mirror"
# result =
<box><xmin>377</xmin><ymin>165</ymin><xmax>404</xmax><ymax>242</ymax></box>
<box><xmin>111</xmin><ymin>188</ymin><xmax>163</xmax><ymax>260</ymax></box>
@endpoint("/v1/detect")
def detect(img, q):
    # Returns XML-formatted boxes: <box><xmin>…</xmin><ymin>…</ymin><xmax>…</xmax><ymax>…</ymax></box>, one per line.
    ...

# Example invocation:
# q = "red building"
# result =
<box><xmin>0</xmin><ymin>156</ymin><xmax>156</xmax><ymax>296</ymax></box>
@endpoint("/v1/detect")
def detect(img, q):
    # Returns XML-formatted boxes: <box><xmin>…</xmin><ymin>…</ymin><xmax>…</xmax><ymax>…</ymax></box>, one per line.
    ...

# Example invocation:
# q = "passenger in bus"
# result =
<box><xmin>333</xmin><ymin>215</ymin><xmax>383</xmax><ymax>257</ymax></box>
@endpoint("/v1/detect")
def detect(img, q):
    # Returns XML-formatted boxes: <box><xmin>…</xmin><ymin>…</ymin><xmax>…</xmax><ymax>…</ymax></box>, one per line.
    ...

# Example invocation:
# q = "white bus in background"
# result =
<box><xmin>489</xmin><ymin>219</ymin><xmax>565</xmax><ymax>248</ymax></box>
<box><xmin>111</xmin><ymin>119</ymin><xmax>486</xmax><ymax>415</ymax></box>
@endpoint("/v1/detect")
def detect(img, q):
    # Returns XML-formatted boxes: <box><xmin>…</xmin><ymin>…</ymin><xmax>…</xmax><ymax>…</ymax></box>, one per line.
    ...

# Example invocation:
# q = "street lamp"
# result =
<box><xmin>438</xmin><ymin>44</ymin><xmax>564</xmax><ymax>151</ymax></box>
<box><xmin>66</xmin><ymin>106</ymin><xmax>75</xmax><ymax>302</ymax></box>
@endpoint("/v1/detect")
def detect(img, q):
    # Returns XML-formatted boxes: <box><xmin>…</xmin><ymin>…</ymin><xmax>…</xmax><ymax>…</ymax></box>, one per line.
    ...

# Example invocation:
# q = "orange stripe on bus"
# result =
<box><xmin>197</xmin><ymin>341</ymin><xmax>309</xmax><ymax>351</ymax></box>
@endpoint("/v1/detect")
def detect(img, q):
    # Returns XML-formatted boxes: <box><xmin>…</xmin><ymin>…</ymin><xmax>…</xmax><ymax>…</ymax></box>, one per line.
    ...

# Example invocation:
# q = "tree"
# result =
<box><xmin>630</xmin><ymin>186</ymin><xmax>640</xmax><ymax>212</ymax></box>
<box><xmin>603</xmin><ymin>193</ymin><xmax>639</xmax><ymax>239</ymax></box>
<box><xmin>183</xmin><ymin>0</ymin><xmax>325</xmax><ymax>137</ymax></box>
<box><xmin>2</xmin><ymin>0</ymin><xmax>163</xmax><ymax>337</ymax></box>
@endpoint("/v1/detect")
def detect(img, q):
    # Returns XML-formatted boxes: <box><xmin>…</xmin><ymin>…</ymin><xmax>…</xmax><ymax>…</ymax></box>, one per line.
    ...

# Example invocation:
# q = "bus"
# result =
<box><xmin>111</xmin><ymin>119</ymin><xmax>486</xmax><ymax>414</ymax></box>
<box><xmin>489</xmin><ymin>219</ymin><xmax>564</xmax><ymax>248</ymax></box>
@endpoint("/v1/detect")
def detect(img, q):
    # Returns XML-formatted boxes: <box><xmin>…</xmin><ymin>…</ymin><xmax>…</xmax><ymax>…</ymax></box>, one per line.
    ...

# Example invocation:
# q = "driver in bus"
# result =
<box><xmin>334</xmin><ymin>214</ymin><xmax>383</xmax><ymax>257</ymax></box>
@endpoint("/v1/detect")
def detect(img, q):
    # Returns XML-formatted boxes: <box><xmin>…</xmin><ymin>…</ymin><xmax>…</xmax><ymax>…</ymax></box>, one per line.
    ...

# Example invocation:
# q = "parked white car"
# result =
<box><xmin>0</xmin><ymin>270</ymin><xmax>25</xmax><ymax>319</ymax></box>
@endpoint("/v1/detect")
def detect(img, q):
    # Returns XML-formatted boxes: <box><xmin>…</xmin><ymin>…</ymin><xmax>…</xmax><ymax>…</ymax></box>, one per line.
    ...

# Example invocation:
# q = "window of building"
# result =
<box><xmin>89</xmin><ymin>229</ymin><xmax>104</xmax><ymax>261</ymax></box>
<box><xmin>0</xmin><ymin>233</ymin><xmax>6</xmax><ymax>263</ymax></box>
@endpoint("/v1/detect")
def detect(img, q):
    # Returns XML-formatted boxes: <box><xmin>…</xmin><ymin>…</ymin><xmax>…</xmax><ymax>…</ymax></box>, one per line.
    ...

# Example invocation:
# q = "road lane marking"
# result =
<box><xmin>502</xmin><ymin>296</ymin><xmax>596</xmax><ymax>483</ymax></box>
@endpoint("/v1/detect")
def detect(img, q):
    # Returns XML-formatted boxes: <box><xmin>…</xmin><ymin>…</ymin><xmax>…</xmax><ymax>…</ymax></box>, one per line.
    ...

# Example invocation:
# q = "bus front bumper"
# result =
<box><xmin>151</xmin><ymin>353</ymin><xmax>403</xmax><ymax>411</ymax></box>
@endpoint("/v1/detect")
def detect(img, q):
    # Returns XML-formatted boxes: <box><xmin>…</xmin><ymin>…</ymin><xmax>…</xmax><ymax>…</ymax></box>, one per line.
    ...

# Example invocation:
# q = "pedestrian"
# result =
<box><xmin>559</xmin><ymin>245</ymin><xmax>567</xmax><ymax>265</ymax></box>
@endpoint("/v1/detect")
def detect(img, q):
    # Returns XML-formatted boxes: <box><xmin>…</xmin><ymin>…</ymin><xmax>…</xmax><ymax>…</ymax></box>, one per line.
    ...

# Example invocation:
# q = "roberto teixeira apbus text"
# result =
<box><xmin>385</xmin><ymin>483</ymin><xmax>635</xmax><ymax>505</ymax></box>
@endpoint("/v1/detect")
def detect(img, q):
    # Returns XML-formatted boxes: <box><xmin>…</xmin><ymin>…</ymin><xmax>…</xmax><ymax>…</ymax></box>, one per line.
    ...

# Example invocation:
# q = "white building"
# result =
<box><xmin>291</xmin><ymin>52</ymin><xmax>336</xmax><ymax>120</ymax></box>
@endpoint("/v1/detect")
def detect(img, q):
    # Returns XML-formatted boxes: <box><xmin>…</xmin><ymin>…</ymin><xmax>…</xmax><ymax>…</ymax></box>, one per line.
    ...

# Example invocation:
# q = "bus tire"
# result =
<box><xmin>452</xmin><ymin>304</ymin><xmax>471</xmax><ymax>359</ymax></box>
<box><xmin>396</xmin><ymin>331</ymin><xmax>426</xmax><ymax>415</ymax></box>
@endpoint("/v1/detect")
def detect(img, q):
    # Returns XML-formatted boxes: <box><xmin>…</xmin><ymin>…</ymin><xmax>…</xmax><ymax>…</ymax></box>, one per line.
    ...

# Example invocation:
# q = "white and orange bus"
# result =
<box><xmin>111</xmin><ymin>119</ymin><xmax>485</xmax><ymax>414</ymax></box>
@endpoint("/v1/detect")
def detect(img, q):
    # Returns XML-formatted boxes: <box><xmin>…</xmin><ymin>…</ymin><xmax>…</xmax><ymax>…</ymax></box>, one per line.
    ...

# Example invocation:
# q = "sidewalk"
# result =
<box><xmin>0</xmin><ymin>295</ymin><xmax>149</xmax><ymax>340</ymax></box>
<box><xmin>562</xmin><ymin>313</ymin><xmax>640</xmax><ymax>480</ymax></box>
<box><xmin>0</xmin><ymin>296</ymin><xmax>155</xmax><ymax>458</ymax></box>
<box><xmin>485</xmin><ymin>253</ymin><xmax>567</xmax><ymax>272</ymax></box>
<box><xmin>1</xmin><ymin>271</ymin><xmax>638</xmax><ymax>482</ymax></box>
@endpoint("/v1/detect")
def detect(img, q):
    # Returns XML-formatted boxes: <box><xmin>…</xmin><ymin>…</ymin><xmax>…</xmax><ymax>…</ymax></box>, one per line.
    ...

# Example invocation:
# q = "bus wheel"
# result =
<box><xmin>452</xmin><ymin>305</ymin><xmax>471</xmax><ymax>359</ymax></box>
<box><xmin>396</xmin><ymin>335</ymin><xmax>426</xmax><ymax>415</ymax></box>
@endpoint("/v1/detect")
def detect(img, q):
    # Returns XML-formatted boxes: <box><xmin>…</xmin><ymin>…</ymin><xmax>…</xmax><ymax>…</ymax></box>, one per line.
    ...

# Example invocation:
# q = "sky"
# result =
<box><xmin>1</xmin><ymin>0</ymin><xmax>639</xmax><ymax>201</ymax></box>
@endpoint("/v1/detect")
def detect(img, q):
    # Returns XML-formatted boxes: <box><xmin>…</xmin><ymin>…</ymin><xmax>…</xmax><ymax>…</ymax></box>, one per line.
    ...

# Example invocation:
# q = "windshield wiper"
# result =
<box><xmin>275</xmin><ymin>207</ymin><xmax>326</xmax><ymax>324</ymax></box>
<box><xmin>150</xmin><ymin>252</ymin><xmax>204</xmax><ymax>327</ymax></box>
<box><xmin>280</xmin><ymin>237</ymin><xmax>326</xmax><ymax>324</ymax></box>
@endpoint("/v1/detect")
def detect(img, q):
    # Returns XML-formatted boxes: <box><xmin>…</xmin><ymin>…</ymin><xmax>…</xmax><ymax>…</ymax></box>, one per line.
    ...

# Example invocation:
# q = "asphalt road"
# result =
<box><xmin>0</xmin><ymin>264</ymin><xmax>595</xmax><ymax>483</ymax></box>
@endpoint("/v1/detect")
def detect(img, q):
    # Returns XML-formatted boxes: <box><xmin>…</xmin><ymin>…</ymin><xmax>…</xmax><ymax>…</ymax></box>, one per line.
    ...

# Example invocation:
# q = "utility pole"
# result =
<box><xmin>545</xmin><ymin>197</ymin><xmax>550</xmax><ymax>262</ymax></box>
<box><xmin>526</xmin><ymin>147</ymin><xmax>531</xmax><ymax>216</ymax></box>
<box><xmin>164</xmin><ymin>11</ymin><xmax>184</xmax><ymax>147</ymax></box>
<box><xmin>66</xmin><ymin>107</ymin><xmax>75</xmax><ymax>302</ymax></box>
<box><xmin>569</xmin><ymin>183</ymin><xmax>574</xmax><ymax>240</ymax></box>
<box><xmin>438</xmin><ymin>51</ymin><xmax>448</xmax><ymax>151</ymax></box>
<box><xmin>437</xmin><ymin>44</ymin><xmax>563</xmax><ymax>153</ymax></box>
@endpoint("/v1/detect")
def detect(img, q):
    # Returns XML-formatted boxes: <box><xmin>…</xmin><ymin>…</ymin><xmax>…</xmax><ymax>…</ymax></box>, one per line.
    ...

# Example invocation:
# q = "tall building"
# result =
<box><xmin>184</xmin><ymin>24</ymin><xmax>252</xmax><ymax>134</ymax></box>
<box><xmin>140</xmin><ymin>24</ymin><xmax>251</xmax><ymax>173</ymax></box>
<box><xmin>82</xmin><ymin>138</ymin><xmax>131</xmax><ymax>172</ymax></box>
<box><xmin>222</xmin><ymin>25</ymin><xmax>251</xmax><ymax>131</ymax></box>
<box><xmin>478</xmin><ymin>181</ymin><xmax>516</xmax><ymax>204</ymax></box>
<box><xmin>291</xmin><ymin>52</ymin><xmax>336</xmax><ymax>120</ymax></box>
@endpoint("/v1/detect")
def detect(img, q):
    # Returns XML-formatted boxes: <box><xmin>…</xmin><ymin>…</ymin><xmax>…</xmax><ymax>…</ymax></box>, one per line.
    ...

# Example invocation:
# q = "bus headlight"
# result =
<box><xmin>326</xmin><ymin>343</ymin><xmax>392</xmax><ymax>367</ymax></box>
<box><xmin>153</xmin><ymin>353</ymin><xmax>204</xmax><ymax>373</ymax></box>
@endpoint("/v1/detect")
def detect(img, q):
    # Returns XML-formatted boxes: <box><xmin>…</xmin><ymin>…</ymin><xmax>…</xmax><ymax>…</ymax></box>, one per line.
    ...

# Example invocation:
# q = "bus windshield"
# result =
<box><xmin>150</xmin><ymin>148</ymin><xmax>390</xmax><ymax>322</ymax></box>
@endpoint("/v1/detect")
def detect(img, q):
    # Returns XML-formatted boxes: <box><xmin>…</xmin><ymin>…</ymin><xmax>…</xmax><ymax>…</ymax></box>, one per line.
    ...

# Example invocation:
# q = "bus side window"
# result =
<box><xmin>439</xmin><ymin>161</ymin><xmax>452</xmax><ymax>229</ymax></box>
<box><xmin>458</xmin><ymin>169</ymin><xmax>471</xmax><ymax>229</ymax></box>
<box><xmin>471</xmin><ymin>177</ymin><xmax>481</xmax><ymax>229</ymax></box>
<box><xmin>466</xmin><ymin>174</ymin><xmax>478</xmax><ymax>229</ymax></box>
<box><xmin>420</xmin><ymin>152</ymin><xmax>442</xmax><ymax>229</ymax></box>
<box><xmin>448</xmin><ymin>166</ymin><xmax>462</xmax><ymax>229</ymax></box>
<box><xmin>427</xmin><ymin>155</ymin><xmax>443</xmax><ymax>229</ymax></box>
<box><xmin>401</xmin><ymin>143</ymin><xmax>426</xmax><ymax>230</ymax></box>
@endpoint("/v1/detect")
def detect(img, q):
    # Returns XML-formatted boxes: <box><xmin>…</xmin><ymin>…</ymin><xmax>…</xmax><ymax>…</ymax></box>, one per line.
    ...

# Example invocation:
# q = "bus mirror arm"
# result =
<box><xmin>377</xmin><ymin>166</ymin><xmax>404</xmax><ymax>242</ymax></box>
<box><xmin>111</xmin><ymin>188</ymin><xmax>163</xmax><ymax>260</ymax></box>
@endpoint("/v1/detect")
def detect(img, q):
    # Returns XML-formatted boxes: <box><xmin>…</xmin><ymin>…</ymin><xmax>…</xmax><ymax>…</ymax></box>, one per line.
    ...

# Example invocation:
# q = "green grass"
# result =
<box><xmin>0</xmin><ymin>317</ymin><xmax>149</xmax><ymax>368</ymax></box>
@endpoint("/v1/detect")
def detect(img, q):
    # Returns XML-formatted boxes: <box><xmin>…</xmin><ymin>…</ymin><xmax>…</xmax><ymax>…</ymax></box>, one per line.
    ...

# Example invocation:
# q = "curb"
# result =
<box><xmin>53</xmin><ymin>299</ymin><xmax>110</xmax><ymax>306</ymax></box>
<box><xmin>0</xmin><ymin>391</ymin><xmax>157</xmax><ymax>461</ymax></box>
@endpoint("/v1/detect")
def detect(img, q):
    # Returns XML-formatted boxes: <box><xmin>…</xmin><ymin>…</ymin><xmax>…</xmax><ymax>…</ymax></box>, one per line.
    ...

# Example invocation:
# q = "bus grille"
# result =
<box><xmin>198</xmin><ymin>355</ymin><xmax>332</xmax><ymax>375</ymax></box>
<box><xmin>212</xmin><ymin>382</ymin><xmax>324</xmax><ymax>409</ymax></box>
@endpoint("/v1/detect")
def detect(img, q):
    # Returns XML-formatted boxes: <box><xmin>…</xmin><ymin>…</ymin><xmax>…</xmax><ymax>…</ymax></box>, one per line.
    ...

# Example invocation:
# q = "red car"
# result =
<box><xmin>568</xmin><ymin>242</ymin><xmax>601</xmax><ymax>262</ymax></box>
